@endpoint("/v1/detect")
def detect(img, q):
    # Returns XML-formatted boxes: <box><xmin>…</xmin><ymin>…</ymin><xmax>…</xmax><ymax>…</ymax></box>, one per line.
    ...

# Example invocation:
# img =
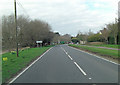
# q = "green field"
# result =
<box><xmin>2</xmin><ymin>46</ymin><xmax>52</xmax><ymax>83</ymax></box>
<box><xmin>69</xmin><ymin>44</ymin><xmax>119</xmax><ymax>58</ymax></box>
<box><xmin>89</xmin><ymin>44</ymin><xmax>119</xmax><ymax>48</ymax></box>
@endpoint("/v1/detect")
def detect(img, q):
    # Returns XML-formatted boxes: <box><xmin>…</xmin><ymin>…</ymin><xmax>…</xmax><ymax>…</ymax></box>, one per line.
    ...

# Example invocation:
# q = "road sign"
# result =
<box><xmin>36</xmin><ymin>41</ymin><xmax>42</xmax><ymax>43</ymax></box>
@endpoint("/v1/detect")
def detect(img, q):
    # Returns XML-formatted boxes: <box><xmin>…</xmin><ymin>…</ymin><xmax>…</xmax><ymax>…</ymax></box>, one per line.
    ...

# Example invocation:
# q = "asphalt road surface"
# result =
<box><xmin>11</xmin><ymin>45</ymin><xmax>118</xmax><ymax>83</ymax></box>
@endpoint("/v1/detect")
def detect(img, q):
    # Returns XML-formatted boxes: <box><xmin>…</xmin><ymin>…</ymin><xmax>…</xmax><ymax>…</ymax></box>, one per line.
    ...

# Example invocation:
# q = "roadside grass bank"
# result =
<box><xmin>69</xmin><ymin>44</ymin><xmax>119</xmax><ymax>63</ymax></box>
<box><xmin>87</xmin><ymin>44</ymin><xmax>119</xmax><ymax>49</ymax></box>
<box><xmin>1</xmin><ymin>47</ymin><xmax>30</xmax><ymax>55</ymax></box>
<box><xmin>2</xmin><ymin>46</ymin><xmax>52</xmax><ymax>83</ymax></box>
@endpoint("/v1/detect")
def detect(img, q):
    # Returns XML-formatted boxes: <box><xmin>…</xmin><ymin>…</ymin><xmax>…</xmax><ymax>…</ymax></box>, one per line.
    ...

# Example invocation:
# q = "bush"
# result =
<box><xmin>87</xmin><ymin>33</ymin><xmax>103</xmax><ymax>42</ymax></box>
<box><xmin>10</xmin><ymin>51</ymin><xmax>16</xmax><ymax>54</ymax></box>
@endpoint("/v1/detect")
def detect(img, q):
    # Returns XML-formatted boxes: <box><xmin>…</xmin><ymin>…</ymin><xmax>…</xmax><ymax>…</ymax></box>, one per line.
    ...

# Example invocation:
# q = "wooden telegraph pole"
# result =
<box><xmin>14</xmin><ymin>0</ymin><xmax>19</xmax><ymax>57</ymax></box>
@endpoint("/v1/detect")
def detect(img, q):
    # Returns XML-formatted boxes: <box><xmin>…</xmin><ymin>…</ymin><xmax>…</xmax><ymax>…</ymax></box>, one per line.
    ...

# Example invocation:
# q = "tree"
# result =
<box><xmin>2</xmin><ymin>15</ymin><xmax>16</xmax><ymax>51</ymax></box>
<box><xmin>52</xmin><ymin>32</ymin><xmax>61</xmax><ymax>44</ymax></box>
<box><xmin>71</xmin><ymin>37</ymin><xmax>79</xmax><ymax>44</ymax></box>
<box><xmin>106</xmin><ymin>21</ymin><xmax>118</xmax><ymax>44</ymax></box>
<box><xmin>87</xmin><ymin>33</ymin><xmax>103</xmax><ymax>42</ymax></box>
<box><xmin>17</xmin><ymin>15</ymin><xmax>30</xmax><ymax>46</ymax></box>
<box><xmin>76</xmin><ymin>32</ymin><xmax>88</xmax><ymax>43</ymax></box>
<box><xmin>100</xmin><ymin>28</ymin><xmax>110</xmax><ymax>44</ymax></box>
<box><xmin>118</xmin><ymin>17</ymin><xmax>120</xmax><ymax>44</ymax></box>
<box><xmin>2</xmin><ymin>14</ymin><xmax>54</xmax><ymax>49</ymax></box>
<box><xmin>59</xmin><ymin>34</ymin><xmax>71</xmax><ymax>44</ymax></box>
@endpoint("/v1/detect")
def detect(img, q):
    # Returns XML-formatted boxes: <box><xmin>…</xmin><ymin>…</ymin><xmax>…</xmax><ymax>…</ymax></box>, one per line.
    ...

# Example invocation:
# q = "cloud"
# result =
<box><xmin>0</xmin><ymin>0</ymin><xmax>119</xmax><ymax>36</ymax></box>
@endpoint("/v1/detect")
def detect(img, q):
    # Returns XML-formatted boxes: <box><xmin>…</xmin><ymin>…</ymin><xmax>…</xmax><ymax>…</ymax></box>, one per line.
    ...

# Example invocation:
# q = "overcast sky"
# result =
<box><xmin>0</xmin><ymin>0</ymin><xmax>119</xmax><ymax>36</ymax></box>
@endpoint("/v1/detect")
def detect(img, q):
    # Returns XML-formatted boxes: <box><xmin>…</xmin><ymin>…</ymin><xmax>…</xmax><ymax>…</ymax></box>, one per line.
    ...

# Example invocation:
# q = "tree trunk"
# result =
<box><xmin>114</xmin><ymin>36</ymin><xmax>117</xmax><ymax>45</ymax></box>
<box><xmin>106</xmin><ymin>38</ymin><xmax>108</xmax><ymax>44</ymax></box>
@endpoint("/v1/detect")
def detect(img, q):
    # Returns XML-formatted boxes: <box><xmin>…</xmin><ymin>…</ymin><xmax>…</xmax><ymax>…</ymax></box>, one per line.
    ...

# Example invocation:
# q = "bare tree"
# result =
<box><xmin>106</xmin><ymin>21</ymin><xmax>118</xmax><ymax>44</ymax></box>
<box><xmin>100</xmin><ymin>28</ymin><xmax>110</xmax><ymax>44</ymax></box>
<box><xmin>76</xmin><ymin>31</ymin><xmax>88</xmax><ymax>44</ymax></box>
<box><xmin>2</xmin><ymin>15</ymin><xmax>16</xmax><ymax>51</ymax></box>
<box><xmin>2</xmin><ymin>14</ymin><xmax>55</xmax><ymax>49</ymax></box>
<box><xmin>0</xmin><ymin>17</ymin><xmax>2</xmax><ymax>54</ymax></box>
<box><xmin>52</xmin><ymin>32</ymin><xmax>61</xmax><ymax>44</ymax></box>
<box><xmin>59</xmin><ymin>34</ymin><xmax>71</xmax><ymax>43</ymax></box>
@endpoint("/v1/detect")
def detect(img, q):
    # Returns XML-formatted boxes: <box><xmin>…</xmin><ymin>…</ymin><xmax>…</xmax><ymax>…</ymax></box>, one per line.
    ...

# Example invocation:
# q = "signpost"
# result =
<box><xmin>36</xmin><ymin>41</ymin><xmax>42</xmax><ymax>43</ymax></box>
<box><xmin>36</xmin><ymin>41</ymin><xmax>43</xmax><ymax>47</ymax></box>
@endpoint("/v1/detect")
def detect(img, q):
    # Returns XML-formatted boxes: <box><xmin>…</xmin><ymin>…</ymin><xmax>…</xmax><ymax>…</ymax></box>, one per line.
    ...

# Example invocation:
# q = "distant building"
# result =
<box><xmin>80</xmin><ymin>40</ymin><xmax>87</xmax><ymax>44</ymax></box>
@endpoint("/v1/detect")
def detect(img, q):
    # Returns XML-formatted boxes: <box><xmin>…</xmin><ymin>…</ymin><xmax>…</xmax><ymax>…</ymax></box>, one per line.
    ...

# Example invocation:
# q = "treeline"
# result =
<box><xmin>52</xmin><ymin>32</ymin><xmax>71</xmax><ymax>44</ymax></box>
<box><xmin>2</xmin><ymin>14</ymin><xmax>72</xmax><ymax>50</ymax></box>
<box><xmin>72</xmin><ymin>19</ymin><xmax>119</xmax><ymax>45</ymax></box>
<box><xmin>2</xmin><ymin>14</ymin><xmax>56</xmax><ymax>50</ymax></box>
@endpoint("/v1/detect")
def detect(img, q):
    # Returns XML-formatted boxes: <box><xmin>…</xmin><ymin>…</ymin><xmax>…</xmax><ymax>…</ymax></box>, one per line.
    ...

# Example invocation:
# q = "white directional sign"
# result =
<box><xmin>36</xmin><ymin>41</ymin><xmax>42</xmax><ymax>43</ymax></box>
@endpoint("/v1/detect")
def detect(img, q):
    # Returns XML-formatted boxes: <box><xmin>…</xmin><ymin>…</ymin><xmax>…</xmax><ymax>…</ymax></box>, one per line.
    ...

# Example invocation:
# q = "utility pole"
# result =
<box><xmin>14</xmin><ymin>0</ymin><xmax>19</xmax><ymax>57</ymax></box>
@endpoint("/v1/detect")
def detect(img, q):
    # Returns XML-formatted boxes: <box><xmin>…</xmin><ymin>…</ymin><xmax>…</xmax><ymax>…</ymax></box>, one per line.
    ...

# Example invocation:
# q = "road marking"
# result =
<box><xmin>69</xmin><ymin>46</ymin><xmax>120</xmax><ymax>65</ymax></box>
<box><xmin>74</xmin><ymin>62</ymin><xmax>87</xmax><ymax>76</ymax></box>
<box><xmin>9</xmin><ymin>47</ymin><xmax>53</xmax><ymax>84</ymax></box>
<box><xmin>89</xmin><ymin>78</ymin><xmax>92</xmax><ymax>80</ymax></box>
<box><xmin>61</xmin><ymin>47</ymin><xmax>73</xmax><ymax>61</ymax></box>
<box><xmin>68</xmin><ymin>55</ymin><xmax>73</xmax><ymax>60</ymax></box>
<box><xmin>61</xmin><ymin>47</ymin><xmax>66</xmax><ymax>52</ymax></box>
<box><xmin>61</xmin><ymin>46</ymin><xmax>88</xmax><ymax>76</ymax></box>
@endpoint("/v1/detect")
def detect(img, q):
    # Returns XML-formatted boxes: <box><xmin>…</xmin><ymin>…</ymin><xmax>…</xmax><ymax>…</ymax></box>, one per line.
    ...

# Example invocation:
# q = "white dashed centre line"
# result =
<box><xmin>74</xmin><ymin>62</ymin><xmax>87</xmax><ymax>76</ymax></box>
<box><xmin>61</xmin><ymin>47</ymin><xmax>88</xmax><ymax>76</ymax></box>
<box><xmin>89</xmin><ymin>78</ymin><xmax>92</xmax><ymax>80</ymax></box>
<box><xmin>68</xmin><ymin>55</ymin><xmax>73</xmax><ymax>60</ymax></box>
<box><xmin>69</xmin><ymin>46</ymin><xmax>119</xmax><ymax>65</ymax></box>
<box><xmin>61</xmin><ymin>47</ymin><xmax>73</xmax><ymax>60</ymax></box>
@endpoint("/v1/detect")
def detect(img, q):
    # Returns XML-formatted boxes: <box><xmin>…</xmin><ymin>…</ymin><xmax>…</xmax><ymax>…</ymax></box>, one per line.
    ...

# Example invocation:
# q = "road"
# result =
<box><xmin>11</xmin><ymin>45</ymin><xmax>118</xmax><ymax>84</ymax></box>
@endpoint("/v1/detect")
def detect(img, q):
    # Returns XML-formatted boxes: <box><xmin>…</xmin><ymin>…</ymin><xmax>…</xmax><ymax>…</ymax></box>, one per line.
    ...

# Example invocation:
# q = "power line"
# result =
<box><xmin>14</xmin><ymin>0</ymin><xmax>29</xmax><ymax>57</ymax></box>
<box><xmin>17</xmin><ymin>0</ymin><xmax>30</xmax><ymax>17</ymax></box>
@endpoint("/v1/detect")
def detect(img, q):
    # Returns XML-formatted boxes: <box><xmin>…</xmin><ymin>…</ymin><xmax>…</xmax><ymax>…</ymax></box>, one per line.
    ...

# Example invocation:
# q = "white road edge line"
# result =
<box><xmin>69</xmin><ymin>46</ymin><xmax>120</xmax><ymax>65</ymax></box>
<box><xmin>74</xmin><ymin>62</ymin><xmax>87</xmax><ymax>76</ymax></box>
<box><xmin>9</xmin><ymin>47</ymin><xmax>53</xmax><ymax>84</ymax></box>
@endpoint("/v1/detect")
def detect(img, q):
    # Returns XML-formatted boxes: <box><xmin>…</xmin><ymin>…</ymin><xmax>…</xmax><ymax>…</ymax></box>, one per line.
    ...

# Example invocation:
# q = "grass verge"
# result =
<box><xmin>88</xmin><ymin>44</ymin><xmax>119</xmax><ymax>49</ymax></box>
<box><xmin>69</xmin><ymin>44</ymin><xmax>119</xmax><ymax>59</ymax></box>
<box><xmin>2</xmin><ymin>46</ymin><xmax>52</xmax><ymax>83</ymax></box>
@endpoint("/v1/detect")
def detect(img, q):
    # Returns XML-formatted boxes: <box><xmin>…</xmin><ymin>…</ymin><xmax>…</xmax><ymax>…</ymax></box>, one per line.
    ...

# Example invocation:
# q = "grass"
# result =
<box><xmin>69</xmin><ymin>44</ymin><xmax>119</xmax><ymax>58</ymax></box>
<box><xmin>2</xmin><ymin>46</ymin><xmax>52</xmax><ymax>83</ymax></box>
<box><xmin>88</xmin><ymin>44</ymin><xmax>120</xmax><ymax>49</ymax></box>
